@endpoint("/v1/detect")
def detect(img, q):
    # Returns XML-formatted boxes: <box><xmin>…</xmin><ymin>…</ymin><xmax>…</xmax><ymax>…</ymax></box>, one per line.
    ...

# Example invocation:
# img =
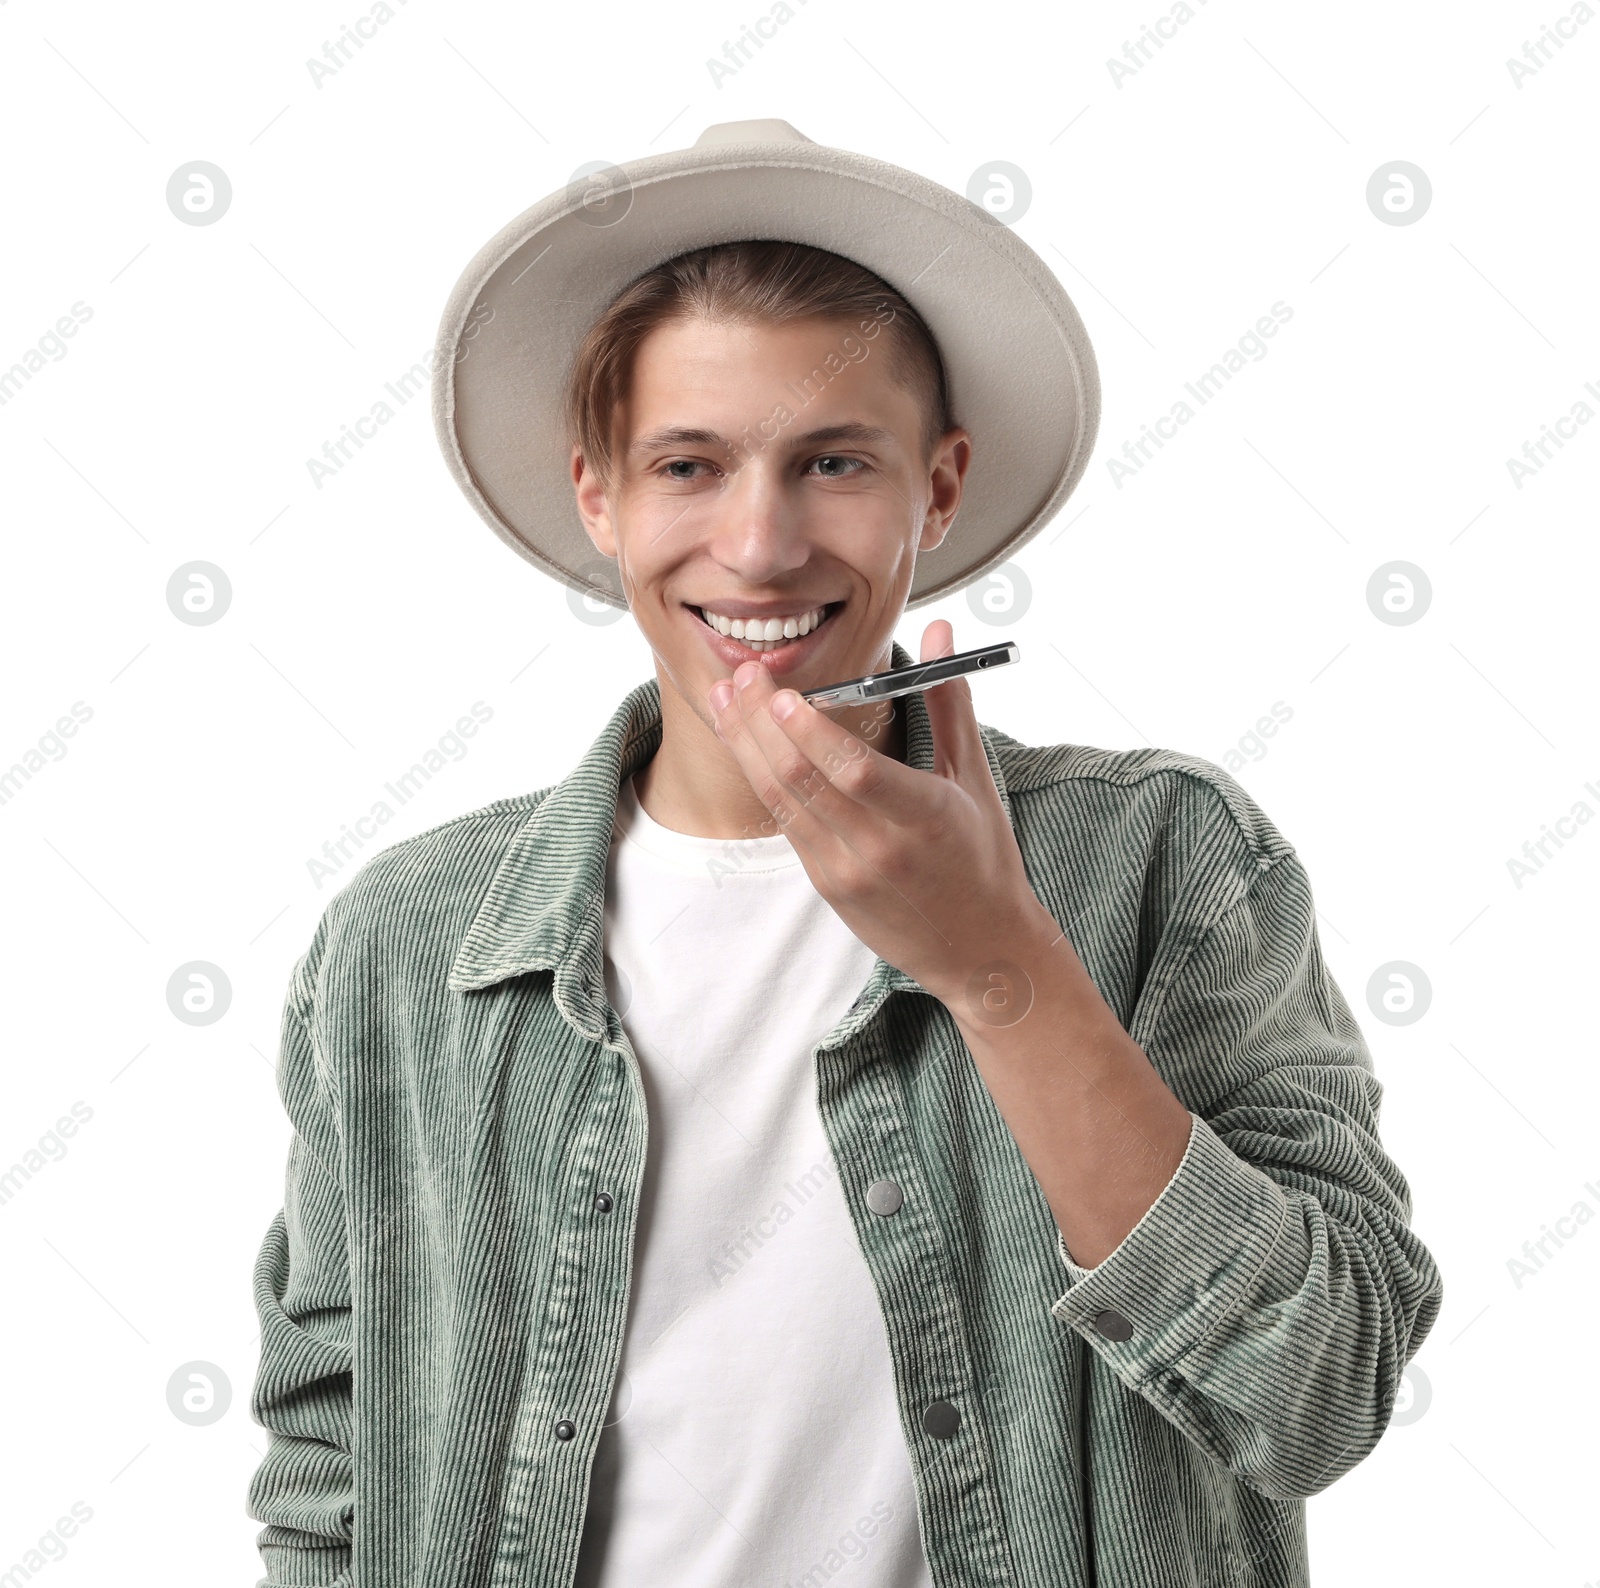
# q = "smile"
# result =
<box><xmin>691</xmin><ymin>601</ymin><xmax>842</xmax><ymax>653</ymax></box>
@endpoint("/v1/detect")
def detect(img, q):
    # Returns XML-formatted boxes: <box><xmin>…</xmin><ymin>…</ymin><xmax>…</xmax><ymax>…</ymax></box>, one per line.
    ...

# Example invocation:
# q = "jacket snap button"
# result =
<box><xmin>593</xmin><ymin>1191</ymin><xmax>614</xmax><ymax>1213</ymax></box>
<box><xmin>554</xmin><ymin>1419</ymin><xmax>577</xmax><ymax>1441</ymax></box>
<box><xmin>922</xmin><ymin>1400</ymin><xmax>960</xmax><ymax>1440</ymax></box>
<box><xmin>866</xmin><ymin>1179</ymin><xmax>904</xmax><ymax>1216</ymax></box>
<box><xmin>1093</xmin><ymin>1308</ymin><xmax>1134</xmax><ymax>1342</ymax></box>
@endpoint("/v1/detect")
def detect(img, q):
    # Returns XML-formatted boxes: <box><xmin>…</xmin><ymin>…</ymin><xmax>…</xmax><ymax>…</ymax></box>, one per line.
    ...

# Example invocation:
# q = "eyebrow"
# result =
<box><xmin>626</xmin><ymin>421</ymin><xmax>897</xmax><ymax>456</ymax></box>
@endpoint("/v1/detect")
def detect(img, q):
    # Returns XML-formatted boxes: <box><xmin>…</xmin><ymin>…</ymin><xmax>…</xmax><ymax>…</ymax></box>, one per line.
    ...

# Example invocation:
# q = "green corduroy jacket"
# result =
<box><xmin>248</xmin><ymin>642</ymin><xmax>1443</xmax><ymax>1587</ymax></box>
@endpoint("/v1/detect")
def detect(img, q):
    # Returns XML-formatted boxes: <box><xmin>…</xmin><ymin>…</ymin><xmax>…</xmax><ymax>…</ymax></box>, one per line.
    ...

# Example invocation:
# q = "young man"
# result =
<box><xmin>248</xmin><ymin>121</ymin><xmax>1442</xmax><ymax>1587</ymax></box>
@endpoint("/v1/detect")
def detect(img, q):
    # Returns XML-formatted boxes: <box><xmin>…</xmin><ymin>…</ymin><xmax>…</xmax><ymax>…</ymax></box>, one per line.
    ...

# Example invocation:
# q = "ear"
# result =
<box><xmin>572</xmin><ymin>445</ymin><xmax>618</xmax><ymax>557</ymax></box>
<box><xmin>919</xmin><ymin>426</ymin><xmax>971</xmax><ymax>552</ymax></box>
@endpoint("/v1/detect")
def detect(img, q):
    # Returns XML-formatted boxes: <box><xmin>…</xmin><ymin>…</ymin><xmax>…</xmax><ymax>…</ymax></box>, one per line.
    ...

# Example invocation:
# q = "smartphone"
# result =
<box><xmin>800</xmin><ymin>642</ymin><xmax>1020</xmax><ymax>710</ymax></box>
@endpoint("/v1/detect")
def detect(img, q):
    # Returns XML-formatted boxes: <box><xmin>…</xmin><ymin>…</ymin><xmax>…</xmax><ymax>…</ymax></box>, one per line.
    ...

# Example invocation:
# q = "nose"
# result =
<box><xmin>704</xmin><ymin>452</ymin><xmax>814</xmax><ymax>586</ymax></box>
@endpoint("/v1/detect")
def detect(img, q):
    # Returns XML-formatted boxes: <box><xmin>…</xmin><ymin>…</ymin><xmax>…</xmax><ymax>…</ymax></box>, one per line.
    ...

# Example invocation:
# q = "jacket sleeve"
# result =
<box><xmin>1048</xmin><ymin>847</ymin><xmax>1444</xmax><ymax>1500</ymax></box>
<box><xmin>247</xmin><ymin>951</ymin><xmax>355</xmax><ymax>1586</ymax></box>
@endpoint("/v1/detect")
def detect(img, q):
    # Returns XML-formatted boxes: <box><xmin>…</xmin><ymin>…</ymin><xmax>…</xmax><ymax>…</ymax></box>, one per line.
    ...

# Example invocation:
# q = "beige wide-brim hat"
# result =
<box><xmin>432</xmin><ymin>118</ymin><xmax>1099</xmax><ymax>611</ymax></box>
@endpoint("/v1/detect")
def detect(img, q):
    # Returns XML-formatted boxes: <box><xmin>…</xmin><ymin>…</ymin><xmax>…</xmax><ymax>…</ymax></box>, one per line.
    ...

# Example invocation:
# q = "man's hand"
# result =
<box><xmin>707</xmin><ymin>617</ymin><xmax>1193</xmax><ymax>1269</ymax></box>
<box><xmin>706</xmin><ymin>619</ymin><xmax>1056</xmax><ymax>1008</ymax></box>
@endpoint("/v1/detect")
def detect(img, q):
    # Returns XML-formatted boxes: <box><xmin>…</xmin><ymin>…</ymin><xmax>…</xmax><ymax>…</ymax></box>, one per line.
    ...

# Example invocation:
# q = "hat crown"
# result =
<box><xmin>691</xmin><ymin>118</ymin><xmax>815</xmax><ymax>149</ymax></box>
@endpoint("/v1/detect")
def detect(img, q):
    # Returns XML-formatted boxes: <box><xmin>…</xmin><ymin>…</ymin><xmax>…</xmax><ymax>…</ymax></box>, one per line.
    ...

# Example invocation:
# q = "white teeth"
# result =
<box><xmin>699</xmin><ymin>604</ymin><xmax>830</xmax><ymax>649</ymax></box>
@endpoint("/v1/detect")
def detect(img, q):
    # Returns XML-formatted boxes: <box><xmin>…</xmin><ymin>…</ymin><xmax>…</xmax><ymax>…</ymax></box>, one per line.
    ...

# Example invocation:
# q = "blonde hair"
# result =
<box><xmin>563</xmin><ymin>239</ymin><xmax>951</xmax><ymax>492</ymax></box>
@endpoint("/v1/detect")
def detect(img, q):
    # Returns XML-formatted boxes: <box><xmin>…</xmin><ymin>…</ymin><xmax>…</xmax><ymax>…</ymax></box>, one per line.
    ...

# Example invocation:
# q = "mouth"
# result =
<box><xmin>687</xmin><ymin>599</ymin><xmax>845</xmax><ymax>676</ymax></box>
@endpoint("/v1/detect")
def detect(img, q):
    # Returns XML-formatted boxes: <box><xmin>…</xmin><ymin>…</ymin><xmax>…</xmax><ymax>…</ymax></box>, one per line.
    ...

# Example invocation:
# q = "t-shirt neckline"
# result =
<box><xmin>612</xmin><ymin>776</ymin><xmax>804</xmax><ymax>875</ymax></box>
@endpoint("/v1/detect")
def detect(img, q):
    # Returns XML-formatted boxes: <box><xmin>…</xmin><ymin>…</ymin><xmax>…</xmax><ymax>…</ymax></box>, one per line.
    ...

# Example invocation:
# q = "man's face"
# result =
<box><xmin>572</xmin><ymin>313</ymin><xmax>969</xmax><ymax>734</ymax></box>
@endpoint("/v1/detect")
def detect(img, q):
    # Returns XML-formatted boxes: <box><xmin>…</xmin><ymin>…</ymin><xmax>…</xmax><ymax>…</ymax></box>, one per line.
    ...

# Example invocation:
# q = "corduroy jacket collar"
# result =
<box><xmin>447</xmin><ymin>640</ymin><xmax>1015</xmax><ymax>1039</ymax></box>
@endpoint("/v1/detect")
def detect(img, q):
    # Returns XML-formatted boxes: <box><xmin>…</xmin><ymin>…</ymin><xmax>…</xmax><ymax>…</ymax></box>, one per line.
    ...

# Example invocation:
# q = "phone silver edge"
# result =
<box><xmin>800</xmin><ymin>642</ymin><xmax>1020</xmax><ymax>710</ymax></box>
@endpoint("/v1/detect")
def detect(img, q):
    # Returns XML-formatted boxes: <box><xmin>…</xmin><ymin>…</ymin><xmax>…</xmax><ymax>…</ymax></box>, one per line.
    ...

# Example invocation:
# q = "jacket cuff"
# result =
<box><xmin>254</xmin><ymin>1541</ymin><xmax>353</xmax><ymax>1587</ymax></box>
<box><xmin>1050</xmin><ymin>1110</ymin><xmax>1290</xmax><ymax>1384</ymax></box>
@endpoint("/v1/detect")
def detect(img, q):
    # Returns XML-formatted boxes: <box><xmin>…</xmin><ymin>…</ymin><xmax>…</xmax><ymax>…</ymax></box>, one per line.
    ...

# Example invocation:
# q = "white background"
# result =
<box><xmin>1</xmin><ymin>0</ymin><xmax>1596</xmax><ymax>1582</ymax></box>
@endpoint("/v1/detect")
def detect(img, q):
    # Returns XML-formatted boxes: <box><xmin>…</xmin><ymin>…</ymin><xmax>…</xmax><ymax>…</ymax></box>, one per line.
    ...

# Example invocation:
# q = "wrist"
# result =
<box><xmin>930</xmin><ymin>897</ymin><xmax>1087</xmax><ymax>1029</ymax></box>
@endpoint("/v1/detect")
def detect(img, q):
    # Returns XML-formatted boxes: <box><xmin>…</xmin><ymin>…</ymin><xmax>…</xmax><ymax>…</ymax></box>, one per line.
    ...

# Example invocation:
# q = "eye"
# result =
<box><xmin>658</xmin><ymin>458</ymin><xmax>717</xmax><ymax>482</ymax></box>
<box><xmin>808</xmin><ymin>454</ymin><xmax>866</xmax><ymax>478</ymax></box>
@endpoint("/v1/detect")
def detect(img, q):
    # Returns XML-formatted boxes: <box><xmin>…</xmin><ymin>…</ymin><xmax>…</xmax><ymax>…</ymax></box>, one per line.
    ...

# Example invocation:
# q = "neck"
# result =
<box><xmin>631</xmin><ymin>657</ymin><xmax>907</xmax><ymax>840</ymax></box>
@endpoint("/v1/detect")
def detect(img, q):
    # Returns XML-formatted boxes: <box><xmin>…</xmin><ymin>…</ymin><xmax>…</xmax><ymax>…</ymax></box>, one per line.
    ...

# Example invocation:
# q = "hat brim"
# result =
<box><xmin>433</xmin><ymin>138</ymin><xmax>1099</xmax><ymax>610</ymax></box>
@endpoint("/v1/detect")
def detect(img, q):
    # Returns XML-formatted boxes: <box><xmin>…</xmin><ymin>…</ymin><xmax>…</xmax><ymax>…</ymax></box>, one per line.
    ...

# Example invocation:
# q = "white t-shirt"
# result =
<box><xmin>571</xmin><ymin>776</ymin><xmax>934</xmax><ymax>1588</ymax></box>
